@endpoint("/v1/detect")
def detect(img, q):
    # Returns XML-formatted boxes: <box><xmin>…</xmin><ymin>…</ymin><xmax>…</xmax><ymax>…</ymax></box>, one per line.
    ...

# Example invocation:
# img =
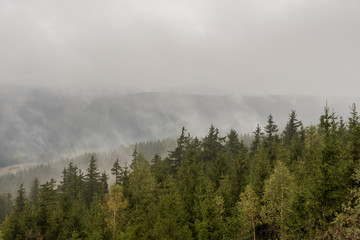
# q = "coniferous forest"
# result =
<box><xmin>1</xmin><ymin>105</ymin><xmax>360</xmax><ymax>240</ymax></box>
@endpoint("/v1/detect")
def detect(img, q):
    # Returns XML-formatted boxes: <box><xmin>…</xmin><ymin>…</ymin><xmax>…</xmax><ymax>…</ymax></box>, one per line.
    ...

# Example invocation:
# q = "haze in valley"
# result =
<box><xmin>1</xmin><ymin>0</ymin><xmax>360</xmax><ymax>167</ymax></box>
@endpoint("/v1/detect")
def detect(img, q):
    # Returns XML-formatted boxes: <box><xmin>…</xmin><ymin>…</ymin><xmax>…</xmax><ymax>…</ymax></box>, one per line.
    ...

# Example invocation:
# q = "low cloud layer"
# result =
<box><xmin>1</xmin><ymin>0</ymin><xmax>360</xmax><ymax>96</ymax></box>
<box><xmin>0</xmin><ymin>87</ymin><xmax>359</xmax><ymax>168</ymax></box>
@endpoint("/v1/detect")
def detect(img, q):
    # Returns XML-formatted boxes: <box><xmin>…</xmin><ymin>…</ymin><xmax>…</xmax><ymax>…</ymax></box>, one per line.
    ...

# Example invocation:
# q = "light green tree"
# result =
<box><xmin>261</xmin><ymin>161</ymin><xmax>296</xmax><ymax>239</ymax></box>
<box><xmin>238</xmin><ymin>184</ymin><xmax>261</xmax><ymax>240</ymax></box>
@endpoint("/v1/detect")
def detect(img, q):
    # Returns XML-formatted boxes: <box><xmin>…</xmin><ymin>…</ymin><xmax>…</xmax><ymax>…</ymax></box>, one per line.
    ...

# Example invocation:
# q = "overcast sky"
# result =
<box><xmin>1</xmin><ymin>0</ymin><xmax>360</xmax><ymax>96</ymax></box>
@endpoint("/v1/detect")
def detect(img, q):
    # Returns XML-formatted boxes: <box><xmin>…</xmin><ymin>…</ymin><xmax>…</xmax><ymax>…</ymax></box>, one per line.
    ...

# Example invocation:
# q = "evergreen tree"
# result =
<box><xmin>15</xmin><ymin>184</ymin><xmax>26</xmax><ymax>213</ymax></box>
<box><xmin>111</xmin><ymin>159</ymin><xmax>122</xmax><ymax>185</ymax></box>
<box><xmin>37</xmin><ymin>179</ymin><xmax>58</xmax><ymax>239</ymax></box>
<box><xmin>177</xmin><ymin>141</ymin><xmax>202</xmax><ymax>230</ymax></box>
<box><xmin>250</xmin><ymin>124</ymin><xmax>263</xmax><ymax>158</ymax></box>
<box><xmin>264</xmin><ymin>114</ymin><xmax>279</xmax><ymax>144</ymax></box>
<box><xmin>153</xmin><ymin>176</ymin><xmax>192</xmax><ymax>239</ymax></box>
<box><xmin>250</xmin><ymin>146</ymin><xmax>271</xmax><ymax>197</ymax></box>
<box><xmin>226</xmin><ymin>129</ymin><xmax>241</xmax><ymax>156</ymax></box>
<box><xmin>130</xmin><ymin>144</ymin><xmax>138</xmax><ymax>170</ymax></box>
<box><xmin>331</xmin><ymin>167</ymin><xmax>360</xmax><ymax>239</ymax></box>
<box><xmin>101</xmin><ymin>171</ymin><xmax>109</xmax><ymax>194</ymax></box>
<box><xmin>264</xmin><ymin>114</ymin><xmax>279</xmax><ymax>167</ymax></box>
<box><xmin>58</xmin><ymin>162</ymin><xmax>84</xmax><ymax>199</ymax></box>
<box><xmin>84</xmin><ymin>155</ymin><xmax>102</xmax><ymax>207</ymax></box>
<box><xmin>201</xmin><ymin>125</ymin><xmax>224</xmax><ymax>164</ymax></box>
<box><xmin>229</xmin><ymin>141</ymin><xmax>249</xmax><ymax>203</ymax></box>
<box><xmin>283</xmin><ymin>110</ymin><xmax>302</xmax><ymax>146</ymax></box>
<box><xmin>29</xmin><ymin>177</ymin><xmax>40</xmax><ymax>208</ymax></box>
<box><xmin>1</xmin><ymin>185</ymin><xmax>35</xmax><ymax>240</ymax></box>
<box><xmin>348</xmin><ymin>104</ymin><xmax>360</xmax><ymax>170</ymax></box>
<box><xmin>169</xmin><ymin>127</ymin><xmax>189</xmax><ymax>173</ymax></box>
<box><xmin>194</xmin><ymin>176</ymin><xmax>225</xmax><ymax>240</ymax></box>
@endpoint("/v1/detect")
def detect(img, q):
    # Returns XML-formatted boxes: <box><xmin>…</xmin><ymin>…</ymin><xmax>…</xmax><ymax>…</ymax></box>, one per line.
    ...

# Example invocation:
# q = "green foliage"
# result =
<box><xmin>2</xmin><ymin>104</ymin><xmax>360</xmax><ymax>239</ymax></box>
<box><xmin>261</xmin><ymin>161</ymin><xmax>296</xmax><ymax>239</ymax></box>
<box><xmin>330</xmin><ymin>168</ymin><xmax>360</xmax><ymax>239</ymax></box>
<box><xmin>84</xmin><ymin>156</ymin><xmax>102</xmax><ymax>207</ymax></box>
<box><xmin>236</xmin><ymin>185</ymin><xmax>261</xmax><ymax>240</ymax></box>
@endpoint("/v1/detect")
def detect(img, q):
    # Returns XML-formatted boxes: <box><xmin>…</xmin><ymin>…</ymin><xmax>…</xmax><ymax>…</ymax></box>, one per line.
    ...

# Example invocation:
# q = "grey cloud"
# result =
<box><xmin>1</xmin><ymin>0</ymin><xmax>360</xmax><ymax>96</ymax></box>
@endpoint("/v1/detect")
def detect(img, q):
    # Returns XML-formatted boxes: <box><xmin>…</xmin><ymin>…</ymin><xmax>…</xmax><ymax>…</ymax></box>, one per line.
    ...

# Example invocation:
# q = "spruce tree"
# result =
<box><xmin>348</xmin><ymin>104</ymin><xmax>360</xmax><ymax>168</ymax></box>
<box><xmin>111</xmin><ymin>159</ymin><xmax>122</xmax><ymax>185</ymax></box>
<box><xmin>201</xmin><ymin>125</ymin><xmax>224</xmax><ymax>164</ymax></box>
<box><xmin>169</xmin><ymin>127</ymin><xmax>189</xmax><ymax>173</ymax></box>
<box><xmin>226</xmin><ymin>129</ymin><xmax>241</xmax><ymax>156</ymax></box>
<box><xmin>29</xmin><ymin>177</ymin><xmax>40</xmax><ymax>208</ymax></box>
<box><xmin>283</xmin><ymin>110</ymin><xmax>302</xmax><ymax>146</ymax></box>
<box><xmin>85</xmin><ymin>155</ymin><xmax>102</xmax><ymax>207</ymax></box>
<box><xmin>250</xmin><ymin>124</ymin><xmax>263</xmax><ymax>158</ymax></box>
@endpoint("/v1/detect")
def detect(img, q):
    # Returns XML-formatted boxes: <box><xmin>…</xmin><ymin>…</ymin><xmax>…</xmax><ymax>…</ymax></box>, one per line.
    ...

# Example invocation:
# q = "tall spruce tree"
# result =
<box><xmin>201</xmin><ymin>125</ymin><xmax>224</xmax><ymax>164</ymax></box>
<box><xmin>29</xmin><ymin>177</ymin><xmax>40</xmax><ymax>208</ymax></box>
<box><xmin>169</xmin><ymin>127</ymin><xmax>189</xmax><ymax>173</ymax></box>
<box><xmin>283</xmin><ymin>110</ymin><xmax>302</xmax><ymax>146</ymax></box>
<box><xmin>85</xmin><ymin>155</ymin><xmax>102</xmax><ymax>207</ymax></box>
<box><xmin>226</xmin><ymin>129</ymin><xmax>241</xmax><ymax>157</ymax></box>
<box><xmin>348</xmin><ymin>104</ymin><xmax>360</xmax><ymax>168</ymax></box>
<box><xmin>250</xmin><ymin>124</ymin><xmax>263</xmax><ymax>158</ymax></box>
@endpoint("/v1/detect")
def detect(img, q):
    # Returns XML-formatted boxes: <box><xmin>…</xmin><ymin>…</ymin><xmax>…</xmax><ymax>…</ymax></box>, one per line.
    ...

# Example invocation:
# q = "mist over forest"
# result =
<box><xmin>2</xmin><ymin>0</ymin><xmax>360</xmax><ymax>238</ymax></box>
<box><xmin>1</xmin><ymin>86</ymin><xmax>358</xmax><ymax>169</ymax></box>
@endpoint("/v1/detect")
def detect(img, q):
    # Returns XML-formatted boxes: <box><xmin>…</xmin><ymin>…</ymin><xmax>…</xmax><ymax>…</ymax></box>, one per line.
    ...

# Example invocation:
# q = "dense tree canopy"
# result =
<box><xmin>1</xmin><ymin>105</ymin><xmax>360</xmax><ymax>239</ymax></box>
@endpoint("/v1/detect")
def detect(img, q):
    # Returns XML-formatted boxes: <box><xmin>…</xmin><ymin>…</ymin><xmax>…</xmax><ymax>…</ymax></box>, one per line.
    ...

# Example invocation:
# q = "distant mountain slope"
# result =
<box><xmin>0</xmin><ymin>138</ymin><xmax>177</xmax><ymax>195</ymax></box>
<box><xmin>0</xmin><ymin>87</ymin><xmax>358</xmax><ymax>167</ymax></box>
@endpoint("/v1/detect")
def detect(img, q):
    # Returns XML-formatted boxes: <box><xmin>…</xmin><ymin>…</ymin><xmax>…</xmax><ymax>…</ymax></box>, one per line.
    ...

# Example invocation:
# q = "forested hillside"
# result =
<box><xmin>1</xmin><ymin>87</ymin><xmax>358</xmax><ymax>168</ymax></box>
<box><xmin>0</xmin><ymin>138</ymin><xmax>177</xmax><ymax>196</ymax></box>
<box><xmin>1</xmin><ymin>105</ymin><xmax>360</xmax><ymax>239</ymax></box>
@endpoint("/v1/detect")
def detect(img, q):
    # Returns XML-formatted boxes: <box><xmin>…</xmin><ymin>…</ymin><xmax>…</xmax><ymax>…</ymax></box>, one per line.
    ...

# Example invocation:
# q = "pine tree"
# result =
<box><xmin>29</xmin><ymin>177</ymin><xmax>40</xmax><ymax>208</ymax></box>
<box><xmin>130</xmin><ymin>144</ymin><xmax>138</xmax><ymax>170</ymax></box>
<box><xmin>153</xmin><ymin>176</ymin><xmax>192</xmax><ymax>239</ymax></box>
<box><xmin>283</xmin><ymin>110</ymin><xmax>302</xmax><ymax>146</ymax></box>
<box><xmin>15</xmin><ymin>184</ymin><xmax>26</xmax><ymax>213</ymax></box>
<box><xmin>177</xmin><ymin>141</ymin><xmax>202</xmax><ymax>228</ymax></box>
<box><xmin>201</xmin><ymin>125</ymin><xmax>224</xmax><ymax>164</ymax></box>
<box><xmin>169</xmin><ymin>127</ymin><xmax>189</xmax><ymax>173</ymax></box>
<box><xmin>111</xmin><ymin>159</ymin><xmax>122</xmax><ymax>185</ymax></box>
<box><xmin>264</xmin><ymin>114</ymin><xmax>279</xmax><ymax>167</ymax></box>
<box><xmin>37</xmin><ymin>179</ymin><xmax>57</xmax><ymax>238</ymax></box>
<box><xmin>101</xmin><ymin>171</ymin><xmax>109</xmax><ymax>194</ymax></box>
<box><xmin>226</xmin><ymin>129</ymin><xmax>241</xmax><ymax>157</ymax></box>
<box><xmin>264</xmin><ymin>114</ymin><xmax>279</xmax><ymax>144</ymax></box>
<box><xmin>85</xmin><ymin>155</ymin><xmax>102</xmax><ymax>207</ymax></box>
<box><xmin>229</xmin><ymin>141</ymin><xmax>249</xmax><ymax>203</ymax></box>
<box><xmin>250</xmin><ymin>145</ymin><xmax>271</xmax><ymax>197</ymax></box>
<box><xmin>59</xmin><ymin>162</ymin><xmax>84</xmax><ymax>199</ymax></box>
<box><xmin>348</xmin><ymin>104</ymin><xmax>360</xmax><ymax>168</ymax></box>
<box><xmin>1</xmin><ymin>185</ymin><xmax>33</xmax><ymax>240</ymax></box>
<box><xmin>250</xmin><ymin>124</ymin><xmax>263</xmax><ymax>158</ymax></box>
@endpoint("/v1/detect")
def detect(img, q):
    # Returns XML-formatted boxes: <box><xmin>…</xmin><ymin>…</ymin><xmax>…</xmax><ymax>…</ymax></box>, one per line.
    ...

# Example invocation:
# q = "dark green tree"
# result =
<box><xmin>264</xmin><ymin>114</ymin><xmax>279</xmax><ymax>145</ymax></box>
<box><xmin>101</xmin><ymin>171</ymin><xmax>109</xmax><ymax>194</ymax></box>
<box><xmin>29</xmin><ymin>177</ymin><xmax>40</xmax><ymax>208</ymax></box>
<box><xmin>169</xmin><ymin>127</ymin><xmax>189</xmax><ymax>173</ymax></box>
<box><xmin>226</xmin><ymin>129</ymin><xmax>241</xmax><ymax>157</ymax></box>
<box><xmin>201</xmin><ymin>125</ymin><xmax>224</xmax><ymax>164</ymax></box>
<box><xmin>250</xmin><ymin>124</ymin><xmax>263</xmax><ymax>158</ymax></box>
<box><xmin>130</xmin><ymin>144</ymin><xmax>138</xmax><ymax>170</ymax></box>
<box><xmin>84</xmin><ymin>155</ymin><xmax>102</xmax><ymax>207</ymax></box>
<box><xmin>111</xmin><ymin>158</ymin><xmax>122</xmax><ymax>185</ymax></box>
<box><xmin>283</xmin><ymin>110</ymin><xmax>302</xmax><ymax>146</ymax></box>
<box><xmin>348</xmin><ymin>104</ymin><xmax>360</xmax><ymax>170</ymax></box>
